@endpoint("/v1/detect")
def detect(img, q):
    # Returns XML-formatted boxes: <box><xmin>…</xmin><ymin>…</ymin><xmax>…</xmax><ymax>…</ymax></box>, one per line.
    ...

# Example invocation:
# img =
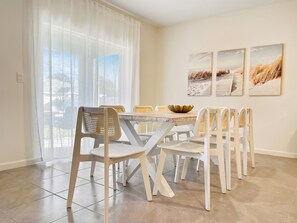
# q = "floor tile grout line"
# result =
<box><xmin>0</xmin><ymin>210</ymin><xmax>17</xmax><ymax>223</ymax></box>
<box><xmin>49</xmin><ymin>208</ymin><xmax>105</xmax><ymax>223</ymax></box>
<box><xmin>2</xmin><ymin>193</ymin><xmax>54</xmax><ymax>215</ymax></box>
<box><xmin>53</xmin><ymin>185</ymin><xmax>124</xmax><ymax>210</ymax></box>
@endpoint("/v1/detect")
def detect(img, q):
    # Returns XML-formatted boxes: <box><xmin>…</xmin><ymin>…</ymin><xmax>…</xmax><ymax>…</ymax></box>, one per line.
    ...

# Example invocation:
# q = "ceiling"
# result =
<box><xmin>105</xmin><ymin>0</ymin><xmax>289</xmax><ymax>26</ymax></box>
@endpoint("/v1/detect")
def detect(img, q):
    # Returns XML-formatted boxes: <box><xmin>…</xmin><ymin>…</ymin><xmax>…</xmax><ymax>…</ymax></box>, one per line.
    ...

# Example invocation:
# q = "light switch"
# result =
<box><xmin>16</xmin><ymin>72</ymin><xmax>24</xmax><ymax>83</ymax></box>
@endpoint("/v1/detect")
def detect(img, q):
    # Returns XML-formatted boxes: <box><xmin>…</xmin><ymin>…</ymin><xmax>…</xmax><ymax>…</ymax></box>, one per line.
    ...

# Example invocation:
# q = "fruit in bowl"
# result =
<box><xmin>168</xmin><ymin>105</ymin><xmax>194</xmax><ymax>113</ymax></box>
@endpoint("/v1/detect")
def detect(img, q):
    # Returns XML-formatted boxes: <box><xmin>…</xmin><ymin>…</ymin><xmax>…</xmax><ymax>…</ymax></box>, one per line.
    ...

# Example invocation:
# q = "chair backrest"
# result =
<box><xmin>155</xmin><ymin>106</ymin><xmax>170</xmax><ymax>112</ymax></box>
<box><xmin>238</xmin><ymin>108</ymin><xmax>248</xmax><ymax>128</ymax></box>
<box><xmin>196</xmin><ymin>111</ymin><xmax>216</xmax><ymax>134</ymax></box>
<box><xmin>133</xmin><ymin>105</ymin><xmax>154</xmax><ymax>112</ymax></box>
<box><xmin>246</xmin><ymin>108</ymin><xmax>253</xmax><ymax>127</ymax></box>
<box><xmin>76</xmin><ymin>107</ymin><xmax>121</xmax><ymax>142</ymax></box>
<box><xmin>193</xmin><ymin>108</ymin><xmax>210</xmax><ymax>136</ymax></box>
<box><xmin>133</xmin><ymin>105</ymin><xmax>154</xmax><ymax>133</ymax></box>
<box><xmin>99</xmin><ymin>105</ymin><xmax>126</xmax><ymax>113</ymax></box>
<box><xmin>209</xmin><ymin>107</ymin><xmax>230</xmax><ymax>132</ymax></box>
<box><xmin>195</xmin><ymin>108</ymin><xmax>230</xmax><ymax>146</ymax></box>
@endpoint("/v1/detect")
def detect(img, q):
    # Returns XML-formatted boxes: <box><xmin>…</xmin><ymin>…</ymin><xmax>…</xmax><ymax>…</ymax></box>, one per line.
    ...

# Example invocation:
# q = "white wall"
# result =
<box><xmin>0</xmin><ymin>0</ymin><xmax>32</xmax><ymax>170</ymax></box>
<box><xmin>154</xmin><ymin>0</ymin><xmax>297</xmax><ymax>157</ymax></box>
<box><xmin>140</xmin><ymin>23</ymin><xmax>158</xmax><ymax>105</ymax></box>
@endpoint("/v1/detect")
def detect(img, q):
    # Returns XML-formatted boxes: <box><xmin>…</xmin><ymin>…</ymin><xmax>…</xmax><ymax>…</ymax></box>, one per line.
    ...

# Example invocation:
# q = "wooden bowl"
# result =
<box><xmin>168</xmin><ymin>105</ymin><xmax>194</xmax><ymax>113</ymax></box>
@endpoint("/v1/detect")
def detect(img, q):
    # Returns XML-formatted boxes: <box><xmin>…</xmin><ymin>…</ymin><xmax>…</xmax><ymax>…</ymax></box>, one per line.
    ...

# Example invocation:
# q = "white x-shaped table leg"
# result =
<box><xmin>119</xmin><ymin>119</ymin><xmax>175</xmax><ymax>197</ymax></box>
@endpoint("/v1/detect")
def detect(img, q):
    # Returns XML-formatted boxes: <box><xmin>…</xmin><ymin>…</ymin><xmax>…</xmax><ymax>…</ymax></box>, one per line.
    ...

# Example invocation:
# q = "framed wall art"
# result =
<box><xmin>188</xmin><ymin>52</ymin><xmax>213</xmax><ymax>96</ymax></box>
<box><xmin>249</xmin><ymin>44</ymin><xmax>283</xmax><ymax>96</ymax></box>
<box><xmin>216</xmin><ymin>48</ymin><xmax>245</xmax><ymax>96</ymax></box>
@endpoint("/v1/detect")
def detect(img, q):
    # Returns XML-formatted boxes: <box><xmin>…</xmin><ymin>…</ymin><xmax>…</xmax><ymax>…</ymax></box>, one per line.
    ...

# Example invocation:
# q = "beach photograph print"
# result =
<box><xmin>249</xmin><ymin>44</ymin><xmax>283</xmax><ymax>96</ymax></box>
<box><xmin>188</xmin><ymin>52</ymin><xmax>213</xmax><ymax>96</ymax></box>
<box><xmin>216</xmin><ymin>49</ymin><xmax>245</xmax><ymax>96</ymax></box>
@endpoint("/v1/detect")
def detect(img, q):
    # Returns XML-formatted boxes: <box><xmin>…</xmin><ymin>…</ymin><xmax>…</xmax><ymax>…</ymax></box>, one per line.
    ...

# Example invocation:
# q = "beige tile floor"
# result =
<box><xmin>0</xmin><ymin>154</ymin><xmax>296</xmax><ymax>223</ymax></box>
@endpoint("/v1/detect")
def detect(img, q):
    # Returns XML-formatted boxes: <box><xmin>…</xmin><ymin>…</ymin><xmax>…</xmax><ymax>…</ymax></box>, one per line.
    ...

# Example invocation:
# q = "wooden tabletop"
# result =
<box><xmin>118</xmin><ymin>111</ymin><xmax>198</xmax><ymax>124</ymax></box>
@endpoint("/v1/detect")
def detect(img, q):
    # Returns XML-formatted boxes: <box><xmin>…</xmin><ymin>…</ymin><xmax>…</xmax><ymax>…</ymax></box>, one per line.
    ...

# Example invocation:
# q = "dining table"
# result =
<box><xmin>118</xmin><ymin>110</ymin><xmax>198</xmax><ymax>197</ymax></box>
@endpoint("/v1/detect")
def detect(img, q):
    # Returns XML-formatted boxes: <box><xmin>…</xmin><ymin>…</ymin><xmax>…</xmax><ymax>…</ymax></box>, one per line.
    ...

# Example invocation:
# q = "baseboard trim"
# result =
<box><xmin>255</xmin><ymin>148</ymin><xmax>297</xmax><ymax>158</ymax></box>
<box><xmin>0</xmin><ymin>158</ymin><xmax>42</xmax><ymax>171</ymax></box>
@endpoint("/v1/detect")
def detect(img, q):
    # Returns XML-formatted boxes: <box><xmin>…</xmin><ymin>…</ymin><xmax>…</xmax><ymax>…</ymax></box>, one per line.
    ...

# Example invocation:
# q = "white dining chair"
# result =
<box><xmin>67</xmin><ymin>107</ymin><xmax>152</xmax><ymax>223</ymax></box>
<box><xmin>172</xmin><ymin>109</ymin><xmax>216</xmax><ymax>184</ymax></box>
<box><xmin>90</xmin><ymin>105</ymin><xmax>125</xmax><ymax>188</ymax></box>
<box><xmin>184</xmin><ymin>108</ymin><xmax>229</xmax><ymax>189</ymax></box>
<box><xmin>238</xmin><ymin>108</ymin><xmax>255</xmax><ymax>175</ymax></box>
<box><xmin>193</xmin><ymin>108</ymin><xmax>255</xmax><ymax>182</ymax></box>
<box><xmin>153</xmin><ymin>108</ymin><xmax>226</xmax><ymax>211</ymax></box>
<box><xmin>90</xmin><ymin>105</ymin><xmax>150</xmax><ymax>187</ymax></box>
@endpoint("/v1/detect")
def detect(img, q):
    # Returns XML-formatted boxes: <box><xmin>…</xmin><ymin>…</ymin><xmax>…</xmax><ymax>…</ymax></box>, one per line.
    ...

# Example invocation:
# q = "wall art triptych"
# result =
<box><xmin>187</xmin><ymin>43</ymin><xmax>283</xmax><ymax>96</ymax></box>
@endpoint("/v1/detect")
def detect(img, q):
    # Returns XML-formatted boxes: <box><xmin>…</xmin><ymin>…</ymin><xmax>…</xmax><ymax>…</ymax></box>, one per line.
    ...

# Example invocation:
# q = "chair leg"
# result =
<box><xmin>112</xmin><ymin>164</ymin><xmax>116</xmax><ymax>191</ymax></box>
<box><xmin>154</xmin><ymin>155</ymin><xmax>159</xmax><ymax>168</ymax></box>
<box><xmin>196</xmin><ymin>159</ymin><xmax>200</xmax><ymax>172</ymax></box>
<box><xmin>249</xmin><ymin>111</ymin><xmax>256</xmax><ymax>168</ymax></box>
<box><xmin>139</xmin><ymin>154</ymin><xmax>152</xmax><ymax>201</ymax></box>
<box><xmin>90</xmin><ymin>161</ymin><xmax>96</xmax><ymax>177</ymax></box>
<box><xmin>218</xmin><ymin>151</ymin><xmax>227</xmax><ymax>194</ymax></box>
<box><xmin>122</xmin><ymin>162</ymin><xmax>126</xmax><ymax>187</ymax></box>
<box><xmin>249</xmin><ymin>129</ymin><xmax>255</xmax><ymax>168</ymax></box>
<box><xmin>181</xmin><ymin>157</ymin><xmax>190</xmax><ymax>180</ymax></box>
<box><xmin>225</xmin><ymin>144</ymin><xmax>231</xmax><ymax>191</ymax></box>
<box><xmin>174</xmin><ymin>155</ymin><xmax>181</xmax><ymax>183</ymax></box>
<box><xmin>67</xmin><ymin>158</ymin><xmax>80</xmax><ymax>208</ymax></box>
<box><xmin>153</xmin><ymin>150</ymin><xmax>167</xmax><ymax>195</ymax></box>
<box><xmin>249</xmin><ymin>140</ymin><xmax>255</xmax><ymax>168</ymax></box>
<box><xmin>242</xmin><ymin>137</ymin><xmax>248</xmax><ymax>176</ymax></box>
<box><xmin>172</xmin><ymin>155</ymin><xmax>177</xmax><ymax>167</ymax></box>
<box><xmin>234</xmin><ymin>139</ymin><xmax>242</xmax><ymax>180</ymax></box>
<box><xmin>104</xmin><ymin>163</ymin><xmax>109</xmax><ymax>223</ymax></box>
<box><xmin>204</xmin><ymin>153</ymin><xmax>210</xmax><ymax>211</ymax></box>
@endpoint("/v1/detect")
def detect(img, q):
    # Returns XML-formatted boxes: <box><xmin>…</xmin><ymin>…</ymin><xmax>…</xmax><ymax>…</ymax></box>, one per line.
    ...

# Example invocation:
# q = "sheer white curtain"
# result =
<box><xmin>24</xmin><ymin>0</ymin><xmax>140</xmax><ymax>160</ymax></box>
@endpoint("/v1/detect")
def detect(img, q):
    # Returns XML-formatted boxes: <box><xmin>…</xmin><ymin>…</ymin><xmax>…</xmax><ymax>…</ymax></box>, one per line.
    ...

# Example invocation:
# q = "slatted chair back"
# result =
<box><xmin>133</xmin><ymin>105</ymin><xmax>154</xmax><ymax>134</ymax></box>
<box><xmin>155</xmin><ymin>105</ymin><xmax>170</xmax><ymax>112</ymax></box>
<box><xmin>193</xmin><ymin>108</ymin><xmax>211</xmax><ymax>139</ymax></box>
<box><xmin>76</xmin><ymin>107</ymin><xmax>121</xmax><ymax>143</ymax></box>
<box><xmin>133</xmin><ymin>105</ymin><xmax>154</xmax><ymax>113</ymax></box>
<box><xmin>196</xmin><ymin>111</ymin><xmax>216</xmax><ymax>134</ymax></box>
<box><xmin>99</xmin><ymin>105</ymin><xmax>126</xmax><ymax>113</ymax></box>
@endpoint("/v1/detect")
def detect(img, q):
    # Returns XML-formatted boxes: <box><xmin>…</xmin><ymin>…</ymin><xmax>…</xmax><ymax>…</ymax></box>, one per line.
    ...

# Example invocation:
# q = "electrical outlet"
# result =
<box><xmin>16</xmin><ymin>72</ymin><xmax>24</xmax><ymax>83</ymax></box>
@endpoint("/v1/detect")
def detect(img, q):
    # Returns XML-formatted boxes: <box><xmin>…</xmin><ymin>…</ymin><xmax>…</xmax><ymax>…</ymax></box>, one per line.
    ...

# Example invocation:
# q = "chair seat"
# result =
<box><xmin>189</xmin><ymin>136</ymin><xmax>229</xmax><ymax>144</ymax></box>
<box><xmin>157</xmin><ymin>141</ymin><xmax>204</xmax><ymax>154</ymax></box>
<box><xmin>113</xmin><ymin>134</ymin><xmax>150</xmax><ymax>144</ymax></box>
<box><xmin>172</xmin><ymin>126</ymin><xmax>192</xmax><ymax>134</ymax></box>
<box><xmin>189</xmin><ymin>136</ymin><xmax>216</xmax><ymax>144</ymax></box>
<box><xmin>90</xmin><ymin>144</ymin><xmax>146</xmax><ymax>159</ymax></box>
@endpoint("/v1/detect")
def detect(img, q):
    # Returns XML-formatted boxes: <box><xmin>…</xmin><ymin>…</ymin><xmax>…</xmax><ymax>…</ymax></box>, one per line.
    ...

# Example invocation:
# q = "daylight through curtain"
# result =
<box><xmin>24</xmin><ymin>0</ymin><xmax>140</xmax><ymax>160</ymax></box>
